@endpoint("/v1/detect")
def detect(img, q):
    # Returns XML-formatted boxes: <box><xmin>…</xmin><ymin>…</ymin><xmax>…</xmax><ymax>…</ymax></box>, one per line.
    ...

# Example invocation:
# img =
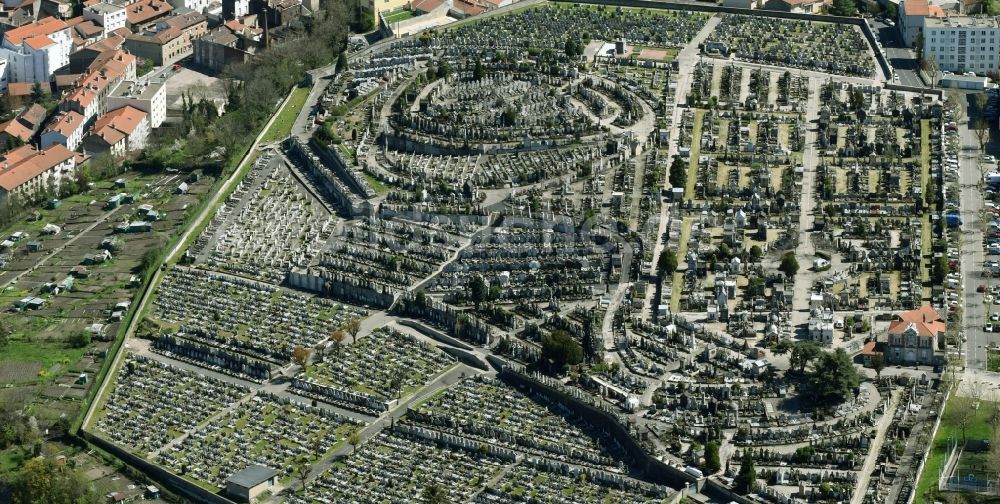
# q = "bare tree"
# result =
<box><xmin>292</xmin><ymin>345</ymin><xmax>312</xmax><ymax>372</ymax></box>
<box><xmin>924</xmin><ymin>55</ymin><xmax>940</xmax><ymax>88</ymax></box>
<box><xmin>348</xmin><ymin>431</ymin><xmax>362</xmax><ymax>454</ymax></box>
<box><xmin>331</xmin><ymin>329</ymin><xmax>347</xmax><ymax>355</ymax></box>
<box><xmin>945</xmin><ymin>396</ymin><xmax>976</xmax><ymax>442</ymax></box>
<box><xmin>297</xmin><ymin>461</ymin><xmax>311</xmax><ymax>497</ymax></box>
<box><xmin>975</xmin><ymin>93</ymin><xmax>991</xmax><ymax>153</ymax></box>
<box><xmin>345</xmin><ymin>318</ymin><xmax>361</xmax><ymax>344</ymax></box>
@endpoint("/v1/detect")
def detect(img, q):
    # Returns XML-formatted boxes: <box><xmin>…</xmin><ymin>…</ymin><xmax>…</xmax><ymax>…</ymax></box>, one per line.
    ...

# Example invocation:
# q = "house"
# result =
<box><xmin>0</xmin><ymin>17</ymin><xmax>73</xmax><ymax>85</ymax></box>
<box><xmin>0</xmin><ymin>103</ymin><xmax>48</xmax><ymax>145</ymax></box>
<box><xmin>82</xmin><ymin>105</ymin><xmax>148</xmax><ymax>156</ymax></box>
<box><xmin>165</xmin><ymin>0</ymin><xmax>211</xmax><ymax>14</ymax></box>
<box><xmin>886</xmin><ymin>305</ymin><xmax>945</xmax><ymax>365</ymax></box>
<box><xmin>68</xmin><ymin>34</ymin><xmax>125</xmax><ymax>73</ymax></box>
<box><xmin>0</xmin><ymin>144</ymin><xmax>77</xmax><ymax>205</ymax></box>
<box><xmin>107</xmin><ymin>80</ymin><xmax>166</xmax><ymax>128</ymax></box>
<box><xmin>225</xmin><ymin>465</ymin><xmax>277</xmax><ymax>503</ymax></box>
<box><xmin>41</xmin><ymin>110</ymin><xmax>86</xmax><ymax>150</ymax></box>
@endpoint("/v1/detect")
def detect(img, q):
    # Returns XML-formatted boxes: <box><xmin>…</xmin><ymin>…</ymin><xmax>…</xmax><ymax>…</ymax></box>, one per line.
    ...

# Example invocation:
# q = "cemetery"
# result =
<box><xmin>78</xmin><ymin>3</ymin><xmax>960</xmax><ymax>504</ymax></box>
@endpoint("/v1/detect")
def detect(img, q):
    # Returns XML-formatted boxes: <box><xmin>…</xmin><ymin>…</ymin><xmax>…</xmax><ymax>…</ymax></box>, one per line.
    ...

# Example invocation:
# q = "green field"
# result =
<box><xmin>915</xmin><ymin>397</ymin><xmax>997</xmax><ymax>503</ymax></box>
<box><xmin>261</xmin><ymin>85</ymin><xmax>311</xmax><ymax>144</ymax></box>
<box><xmin>383</xmin><ymin>9</ymin><xmax>416</xmax><ymax>24</ymax></box>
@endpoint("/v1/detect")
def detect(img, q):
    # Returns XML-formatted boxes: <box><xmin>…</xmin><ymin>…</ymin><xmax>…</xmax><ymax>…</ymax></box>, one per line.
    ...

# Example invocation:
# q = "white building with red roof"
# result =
<box><xmin>81</xmin><ymin>105</ymin><xmax>148</xmax><ymax>157</ymax></box>
<box><xmin>40</xmin><ymin>110</ymin><xmax>86</xmax><ymax>150</ymax></box>
<box><xmin>886</xmin><ymin>305</ymin><xmax>945</xmax><ymax>365</ymax></box>
<box><xmin>0</xmin><ymin>17</ymin><xmax>73</xmax><ymax>84</ymax></box>
<box><xmin>0</xmin><ymin>143</ymin><xmax>77</xmax><ymax>205</ymax></box>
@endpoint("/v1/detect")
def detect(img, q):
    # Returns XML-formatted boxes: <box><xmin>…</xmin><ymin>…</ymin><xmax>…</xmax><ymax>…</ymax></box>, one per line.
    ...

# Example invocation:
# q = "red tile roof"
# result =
<box><xmin>0</xmin><ymin>144</ymin><xmax>75</xmax><ymax>191</ymax></box>
<box><xmin>4</xmin><ymin>17</ymin><xmax>68</xmax><ymax>45</ymax></box>
<box><xmin>888</xmin><ymin>306</ymin><xmax>945</xmax><ymax>337</ymax></box>
<box><xmin>126</xmin><ymin>0</ymin><xmax>173</xmax><ymax>26</ymax></box>
<box><xmin>92</xmin><ymin>106</ymin><xmax>146</xmax><ymax>136</ymax></box>
<box><xmin>45</xmin><ymin>110</ymin><xmax>85</xmax><ymax>137</ymax></box>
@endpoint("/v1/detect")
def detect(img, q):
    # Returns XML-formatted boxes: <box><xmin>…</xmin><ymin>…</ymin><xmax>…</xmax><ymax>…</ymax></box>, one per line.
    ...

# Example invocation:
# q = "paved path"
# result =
<box><xmin>641</xmin><ymin>15</ymin><xmax>720</xmax><ymax>321</ymax></box>
<box><xmin>959</xmin><ymin>116</ymin><xmax>989</xmax><ymax>371</ymax></box>
<box><xmin>851</xmin><ymin>390</ymin><xmax>899</xmax><ymax>504</ymax></box>
<box><xmin>790</xmin><ymin>76</ymin><xmax>822</xmax><ymax>330</ymax></box>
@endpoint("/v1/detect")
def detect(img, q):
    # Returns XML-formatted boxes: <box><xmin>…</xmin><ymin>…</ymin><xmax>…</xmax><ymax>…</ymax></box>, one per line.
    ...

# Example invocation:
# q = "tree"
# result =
<box><xmin>297</xmin><ymin>461</ymin><xmax>311</xmax><ymax>497</ymax></box>
<box><xmin>829</xmin><ymin>0</ymin><xmax>855</xmax><ymax>16</ymax></box>
<box><xmin>657</xmin><ymin>249</ymin><xmax>678</xmax><ymax>279</ymax></box>
<box><xmin>422</xmin><ymin>482</ymin><xmax>448</xmax><ymax>504</ymax></box>
<box><xmin>749</xmin><ymin>245</ymin><xmax>762</xmax><ymax>262</ymax></box>
<box><xmin>790</xmin><ymin>341</ymin><xmax>821</xmax><ymax>373</ymax></box>
<box><xmin>348</xmin><ymin>431</ymin><xmax>361</xmax><ymax>454</ymax></box>
<box><xmin>915</xmin><ymin>31</ymin><xmax>924</xmax><ymax>60</ymax></box>
<box><xmin>870</xmin><ymin>354</ymin><xmax>886</xmax><ymax>382</ymax></box>
<box><xmin>30</xmin><ymin>82</ymin><xmax>46</xmax><ymax>103</ymax></box>
<box><xmin>469</xmin><ymin>274</ymin><xmax>488</xmax><ymax>310</ymax></box>
<box><xmin>733</xmin><ymin>451</ymin><xmax>756</xmax><ymax>494</ymax></box>
<box><xmin>331</xmin><ymin>329</ymin><xmax>346</xmax><ymax>354</ymax></box>
<box><xmin>932</xmin><ymin>254</ymin><xmax>949</xmax><ymax>285</ymax></box>
<box><xmin>11</xmin><ymin>456</ymin><xmax>100</xmax><ymax>504</ymax></box>
<box><xmin>669</xmin><ymin>156</ymin><xmax>687</xmax><ymax>189</ymax></box>
<box><xmin>924</xmin><ymin>55</ymin><xmax>940</xmax><ymax>89</ymax></box>
<box><xmin>945</xmin><ymin>396</ymin><xmax>976</xmax><ymax>441</ymax></box>
<box><xmin>808</xmin><ymin>348</ymin><xmax>862</xmax><ymax>406</ymax></box>
<box><xmin>473</xmin><ymin>58</ymin><xmax>485</xmax><ymax>81</ymax></box>
<box><xmin>345</xmin><ymin>317</ymin><xmax>361</xmax><ymax>344</ymax></box>
<box><xmin>336</xmin><ymin>51</ymin><xmax>348</xmax><ymax>73</ymax></box>
<box><xmin>705</xmin><ymin>441</ymin><xmax>721</xmax><ymax>474</ymax></box>
<box><xmin>975</xmin><ymin>92</ymin><xmax>990</xmax><ymax>152</ymax></box>
<box><xmin>292</xmin><ymin>345</ymin><xmax>311</xmax><ymax>372</ymax></box>
<box><xmin>541</xmin><ymin>330</ymin><xmax>584</xmax><ymax>370</ymax></box>
<box><xmin>773</xmin><ymin>338</ymin><xmax>793</xmax><ymax>355</ymax></box>
<box><xmin>778</xmin><ymin>252</ymin><xmax>799</xmax><ymax>279</ymax></box>
<box><xmin>68</xmin><ymin>330</ymin><xmax>91</xmax><ymax>349</ymax></box>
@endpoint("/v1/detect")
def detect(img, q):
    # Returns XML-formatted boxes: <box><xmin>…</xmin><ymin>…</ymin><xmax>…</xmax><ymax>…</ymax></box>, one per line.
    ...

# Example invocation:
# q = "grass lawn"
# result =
<box><xmin>685</xmin><ymin>110</ymin><xmax>705</xmax><ymax>200</ymax></box>
<box><xmin>0</xmin><ymin>447</ymin><xmax>28</xmax><ymax>472</ymax></box>
<box><xmin>261</xmin><ymin>85</ymin><xmax>311</xmax><ymax>144</ymax></box>
<box><xmin>914</xmin><ymin>397</ymin><xmax>997</xmax><ymax>503</ymax></box>
<box><xmin>363</xmin><ymin>173</ymin><xmax>389</xmax><ymax>194</ymax></box>
<box><xmin>0</xmin><ymin>339</ymin><xmax>89</xmax><ymax>383</ymax></box>
<box><xmin>989</xmin><ymin>351</ymin><xmax>1000</xmax><ymax>372</ymax></box>
<box><xmin>383</xmin><ymin>9</ymin><xmax>416</xmax><ymax>23</ymax></box>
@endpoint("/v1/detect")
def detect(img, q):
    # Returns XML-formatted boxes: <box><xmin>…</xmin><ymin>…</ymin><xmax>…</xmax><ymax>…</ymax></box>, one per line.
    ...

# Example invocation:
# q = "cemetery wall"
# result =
<box><xmin>497</xmin><ymin>367</ymin><xmax>703</xmax><ymax>492</ymax></box>
<box><xmin>551</xmin><ymin>0</ymin><xmax>893</xmax><ymax>80</ymax></box>
<box><xmin>702</xmin><ymin>477</ymin><xmax>759</xmax><ymax>504</ymax></box>
<box><xmin>397</xmin><ymin>318</ymin><xmax>476</xmax><ymax>350</ymax></box>
<box><xmin>81</xmin><ymin>430</ymin><xmax>238</xmax><ymax>504</ymax></box>
<box><xmin>439</xmin><ymin>345</ymin><xmax>489</xmax><ymax>370</ymax></box>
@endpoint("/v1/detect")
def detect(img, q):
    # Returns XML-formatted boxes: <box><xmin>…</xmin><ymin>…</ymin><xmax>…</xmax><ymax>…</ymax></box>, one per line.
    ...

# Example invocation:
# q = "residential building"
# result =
<box><xmin>67</xmin><ymin>17</ymin><xmax>106</xmax><ymax>46</ymax></box>
<box><xmin>0</xmin><ymin>17</ymin><xmax>73</xmax><ymax>83</ymax></box>
<box><xmin>68</xmin><ymin>33</ymin><xmax>125</xmax><ymax>73</ymax></box>
<box><xmin>62</xmin><ymin>49</ymin><xmax>136</xmax><ymax>123</ymax></box>
<box><xmin>222</xmin><ymin>0</ymin><xmax>249</xmax><ymax>18</ymax></box>
<box><xmin>107</xmin><ymin>79</ymin><xmax>166</xmax><ymax>127</ymax></box>
<box><xmin>922</xmin><ymin>15</ymin><xmax>1000</xmax><ymax>73</ymax></box>
<box><xmin>899</xmin><ymin>0</ymin><xmax>945</xmax><ymax>48</ymax></box>
<box><xmin>82</xmin><ymin>105</ymin><xmax>148</xmax><ymax>156</ymax></box>
<box><xmin>193</xmin><ymin>27</ymin><xmax>252</xmax><ymax>74</ymax></box>
<box><xmin>0</xmin><ymin>143</ymin><xmax>77</xmax><ymax>205</ymax></box>
<box><xmin>886</xmin><ymin>305</ymin><xmax>945</xmax><ymax>365</ymax></box>
<box><xmin>83</xmin><ymin>2</ymin><xmax>127</xmax><ymax>33</ymax></box>
<box><xmin>125</xmin><ymin>0</ymin><xmax>174</xmax><ymax>30</ymax></box>
<box><xmin>124</xmin><ymin>26</ymin><xmax>187</xmax><ymax>65</ymax></box>
<box><xmin>40</xmin><ymin>110</ymin><xmax>86</xmax><ymax>150</ymax></box>
<box><xmin>161</xmin><ymin>11</ymin><xmax>208</xmax><ymax>39</ymax></box>
<box><xmin>0</xmin><ymin>58</ymin><xmax>7</xmax><ymax>92</ymax></box>
<box><xmin>165</xmin><ymin>0</ymin><xmax>210</xmax><ymax>13</ymax></box>
<box><xmin>761</xmin><ymin>0</ymin><xmax>828</xmax><ymax>12</ymax></box>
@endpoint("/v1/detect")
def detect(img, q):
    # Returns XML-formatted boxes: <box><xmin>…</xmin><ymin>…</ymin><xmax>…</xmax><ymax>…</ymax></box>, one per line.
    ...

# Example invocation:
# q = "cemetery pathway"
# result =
<box><xmin>294</xmin><ymin>363</ymin><xmax>472</xmax><ymax>485</ymax></box>
<box><xmin>407</xmin><ymin>218</ymin><xmax>495</xmax><ymax>294</ymax></box>
<box><xmin>0</xmin><ymin>204</ymin><xmax>125</xmax><ymax>290</ymax></box>
<box><xmin>641</xmin><ymin>15</ymin><xmax>719</xmax><ymax>321</ymax></box>
<box><xmin>790</xmin><ymin>76</ymin><xmax>823</xmax><ymax>330</ymax></box>
<box><xmin>851</xmin><ymin>389</ymin><xmax>898</xmax><ymax>504</ymax></box>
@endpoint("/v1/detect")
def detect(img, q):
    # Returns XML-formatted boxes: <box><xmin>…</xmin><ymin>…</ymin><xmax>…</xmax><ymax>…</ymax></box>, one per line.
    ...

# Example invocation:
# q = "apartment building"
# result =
<box><xmin>922</xmin><ymin>15</ymin><xmax>1000</xmax><ymax>73</ymax></box>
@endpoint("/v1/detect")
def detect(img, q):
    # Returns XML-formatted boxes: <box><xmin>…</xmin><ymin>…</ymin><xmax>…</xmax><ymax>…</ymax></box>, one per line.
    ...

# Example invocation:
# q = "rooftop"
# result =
<box><xmin>226</xmin><ymin>465</ymin><xmax>277</xmax><ymax>488</ymax></box>
<box><xmin>4</xmin><ymin>17</ymin><xmax>68</xmax><ymax>46</ymax></box>
<box><xmin>0</xmin><ymin>144</ymin><xmax>76</xmax><ymax>191</ymax></box>
<box><xmin>923</xmin><ymin>15</ymin><xmax>1000</xmax><ymax>28</ymax></box>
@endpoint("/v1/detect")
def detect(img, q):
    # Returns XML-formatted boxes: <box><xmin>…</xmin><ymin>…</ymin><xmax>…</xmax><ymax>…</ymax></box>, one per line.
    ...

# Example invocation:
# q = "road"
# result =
<box><xmin>871</xmin><ymin>21</ymin><xmax>923</xmax><ymax>88</ymax></box>
<box><xmin>959</xmin><ymin>109</ymin><xmax>989</xmax><ymax>371</ymax></box>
